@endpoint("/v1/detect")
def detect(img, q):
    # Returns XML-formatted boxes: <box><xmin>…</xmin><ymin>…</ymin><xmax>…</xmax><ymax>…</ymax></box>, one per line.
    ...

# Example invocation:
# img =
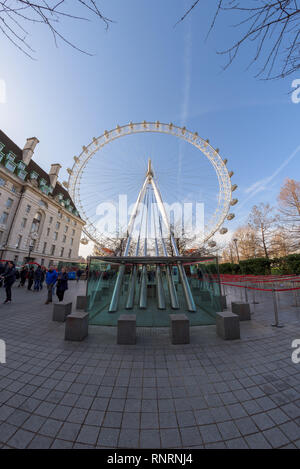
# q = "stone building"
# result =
<box><xmin>0</xmin><ymin>130</ymin><xmax>85</xmax><ymax>266</ymax></box>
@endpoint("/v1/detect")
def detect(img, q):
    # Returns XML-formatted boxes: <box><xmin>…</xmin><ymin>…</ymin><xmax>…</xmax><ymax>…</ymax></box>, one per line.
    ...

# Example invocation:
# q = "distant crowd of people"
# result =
<box><xmin>0</xmin><ymin>262</ymin><xmax>88</xmax><ymax>305</ymax></box>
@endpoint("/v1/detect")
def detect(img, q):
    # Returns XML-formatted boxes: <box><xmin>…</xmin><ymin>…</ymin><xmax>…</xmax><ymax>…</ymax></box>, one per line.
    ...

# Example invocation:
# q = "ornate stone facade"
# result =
<box><xmin>0</xmin><ymin>130</ymin><xmax>85</xmax><ymax>266</ymax></box>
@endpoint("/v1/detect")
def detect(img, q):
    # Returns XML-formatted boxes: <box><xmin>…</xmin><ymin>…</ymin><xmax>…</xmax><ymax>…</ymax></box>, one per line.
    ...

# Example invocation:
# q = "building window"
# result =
<box><xmin>60</xmin><ymin>247</ymin><xmax>64</xmax><ymax>257</ymax></box>
<box><xmin>41</xmin><ymin>258</ymin><xmax>45</xmax><ymax>266</ymax></box>
<box><xmin>49</xmin><ymin>216</ymin><xmax>53</xmax><ymax>224</ymax></box>
<box><xmin>66</xmin><ymin>217</ymin><xmax>70</xmax><ymax>223</ymax></box>
<box><xmin>42</xmin><ymin>242</ymin><xmax>47</xmax><ymax>254</ymax></box>
<box><xmin>51</xmin><ymin>245</ymin><xmax>55</xmax><ymax>255</ymax></box>
<box><xmin>72</xmin><ymin>220</ymin><xmax>77</xmax><ymax>226</ymax></box>
<box><xmin>26</xmin><ymin>204</ymin><xmax>31</xmax><ymax>213</ymax></box>
<box><xmin>72</xmin><ymin>229</ymin><xmax>75</xmax><ymax>236</ymax></box>
<box><xmin>47</xmin><ymin>227</ymin><xmax>50</xmax><ymax>236</ymax></box>
<box><xmin>21</xmin><ymin>218</ymin><xmax>27</xmax><ymax>229</ymax></box>
<box><xmin>70</xmin><ymin>238</ymin><xmax>74</xmax><ymax>246</ymax></box>
<box><xmin>0</xmin><ymin>178</ymin><xmax>6</xmax><ymax>187</ymax></box>
<box><xmin>39</xmin><ymin>199</ymin><xmax>48</xmax><ymax>208</ymax></box>
<box><xmin>13</xmin><ymin>255</ymin><xmax>18</xmax><ymax>263</ymax></box>
<box><xmin>68</xmin><ymin>249</ymin><xmax>72</xmax><ymax>258</ymax></box>
<box><xmin>64</xmin><ymin>225</ymin><xmax>68</xmax><ymax>233</ymax></box>
<box><xmin>53</xmin><ymin>232</ymin><xmax>58</xmax><ymax>241</ymax></box>
<box><xmin>30</xmin><ymin>212</ymin><xmax>42</xmax><ymax>234</ymax></box>
<box><xmin>11</xmin><ymin>185</ymin><xmax>17</xmax><ymax>193</ymax></box>
<box><xmin>55</xmin><ymin>222</ymin><xmax>60</xmax><ymax>230</ymax></box>
<box><xmin>6</xmin><ymin>198</ymin><xmax>13</xmax><ymax>208</ymax></box>
<box><xmin>16</xmin><ymin>235</ymin><xmax>22</xmax><ymax>249</ymax></box>
<box><xmin>58</xmin><ymin>212</ymin><xmax>62</xmax><ymax>219</ymax></box>
<box><xmin>0</xmin><ymin>212</ymin><xmax>9</xmax><ymax>225</ymax></box>
<box><xmin>0</xmin><ymin>231</ymin><xmax>3</xmax><ymax>245</ymax></box>
<box><xmin>62</xmin><ymin>235</ymin><xmax>66</xmax><ymax>243</ymax></box>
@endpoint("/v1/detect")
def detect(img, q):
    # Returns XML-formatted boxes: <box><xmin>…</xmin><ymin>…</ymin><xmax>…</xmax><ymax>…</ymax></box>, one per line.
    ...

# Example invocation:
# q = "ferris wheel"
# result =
<box><xmin>64</xmin><ymin>121</ymin><xmax>238</xmax><ymax>249</ymax></box>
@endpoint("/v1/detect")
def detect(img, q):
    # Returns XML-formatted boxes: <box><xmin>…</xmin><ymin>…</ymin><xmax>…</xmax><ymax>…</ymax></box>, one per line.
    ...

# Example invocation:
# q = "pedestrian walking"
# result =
<box><xmin>56</xmin><ymin>268</ymin><xmax>68</xmax><ymax>302</ymax></box>
<box><xmin>76</xmin><ymin>268</ymin><xmax>82</xmax><ymax>283</ymax></box>
<box><xmin>19</xmin><ymin>266</ymin><xmax>28</xmax><ymax>287</ymax></box>
<box><xmin>27</xmin><ymin>266</ymin><xmax>34</xmax><ymax>291</ymax></box>
<box><xmin>45</xmin><ymin>266</ymin><xmax>58</xmax><ymax>304</ymax></box>
<box><xmin>34</xmin><ymin>265</ymin><xmax>42</xmax><ymax>291</ymax></box>
<box><xmin>40</xmin><ymin>267</ymin><xmax>46</xmax><ymax>290</ymax></box>
<box><xmin>1</xmin><ymin>261</ymin><xmax>16</xmax><ymax>303</ymax></box>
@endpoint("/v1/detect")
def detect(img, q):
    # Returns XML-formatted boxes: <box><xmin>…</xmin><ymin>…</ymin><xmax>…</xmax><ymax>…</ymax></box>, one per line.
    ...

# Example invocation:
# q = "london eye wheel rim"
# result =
<box><xmin>68</xmin><ymin>122</ymin><xmax>234</xmax><ymax>247</ymax></box>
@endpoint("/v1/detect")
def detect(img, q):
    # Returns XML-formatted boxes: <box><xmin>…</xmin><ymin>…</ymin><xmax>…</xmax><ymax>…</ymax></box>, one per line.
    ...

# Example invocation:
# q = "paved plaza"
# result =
<box><xmin>0</xmin><ymin>281</ymin><xmax>299</xmax><ymax>449</ymax></box>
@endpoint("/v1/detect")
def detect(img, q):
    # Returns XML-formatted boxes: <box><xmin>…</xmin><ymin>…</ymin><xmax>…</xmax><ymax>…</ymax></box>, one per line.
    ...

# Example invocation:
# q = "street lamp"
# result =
<box><xmin>233</xmin><ymin>238</ymin><xmax>240</xmax><ymax>264</ymax></box>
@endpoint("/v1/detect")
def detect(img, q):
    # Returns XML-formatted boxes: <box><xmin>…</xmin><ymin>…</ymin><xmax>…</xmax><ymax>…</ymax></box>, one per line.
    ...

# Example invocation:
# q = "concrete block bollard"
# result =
<box><xmin>231</xmin><ymin>302</ymin><xmax>251</xmax><ymax>321</ymax></box>
<box><xmin>65</xmin><ymin>312</ymin><xmax>89</xmax><ymax>341</ymax></box>
<box><xmin>169</xmin><ymin>314</ymin><xmax>190</xmax><ymax>345</ymax></box>
<box><xmin>117</xmin><ymin>314</ymin><xmax>136</xmax><ymax>345</ymax></box>
<box><xmin>52</xmin><ymin>302</ymin><xmax>72</xmax><ymax>322</ymax></box>
<box><xmin>216</xmin><ymin>311</ymin><xmax>240</xmax><ymax>340</ymax></box>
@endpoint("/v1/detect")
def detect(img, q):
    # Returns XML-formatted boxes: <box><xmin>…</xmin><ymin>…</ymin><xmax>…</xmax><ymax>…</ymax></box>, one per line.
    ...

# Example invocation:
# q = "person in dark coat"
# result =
<box><xmin>1</xmin><ymin>261</ymin><xmax>16</xmax><ymax>303</ymax></box>
<box><xmin>18</xmin><ymin>266</ymin><xmax>28</xmax><ymax>287</ymax></box>
<box><xmin>34</xmin><ymin>266</ymin><xmax>42</xmax><ymax>291</ymax></box>
<box><xmin>76</xmin><ymin>269</ymin><xmax>82</xmax><ymax>282</ymax></box>
<box><xmin>40</xmin><ymin>267</ymin><xmax>46</xmax><ymax>290</ymax></box>
<box><xmin>27</xmin><ymin>266</ymin><xmax>34</xmax><ymax>291</ymax></box>
<box><xmin>0</xmin><ymin>262</ymin><xmax>6</xmax><ymax>287</ymax></box>
<box><xmin>56</xmin><ymin>267</ymin><xmax>68</xmax><ymax>302</ymax></box>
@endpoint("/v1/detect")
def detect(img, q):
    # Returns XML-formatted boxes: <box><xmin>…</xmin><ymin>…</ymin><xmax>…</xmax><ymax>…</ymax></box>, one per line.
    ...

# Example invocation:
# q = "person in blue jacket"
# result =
<box><xmin>45</xmin><ymin>265</ymin><xmax>58</xmax><ymax>304</ymax></box>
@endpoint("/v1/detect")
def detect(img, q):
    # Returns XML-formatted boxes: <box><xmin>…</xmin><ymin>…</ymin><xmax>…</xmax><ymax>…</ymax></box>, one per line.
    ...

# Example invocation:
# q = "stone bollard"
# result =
<box><xmin>117</xmin><ymin>314</ymin><xmax>136</xmax><ymax>345</ymax></box>
<box><xmin>52</xmin><ymin>302</ymin><xmax>72</xmax><ymax>322</ymax></box>
<box><xmin>76</xmin><ymin>295</ymin><xmax>90</xmax><ymax>311</ymax></box>
<box><xmin>216</xmin><ymin>311</ymin><xmax>240</xmax><ymax>340</ymax></box>
<box><xmin>231</xmin><ymin>301</ymin><xmax>251</xmax><ymax>321</ymax></box>
<box><xmin>169</xmin><ymin>314</ymin><xmax>190</xmax><ymax>345</ymax></box>
<box><xmin>65</xmin><ymin>312</ymin><xmax>89</xmax><ymax>341</ymax></box>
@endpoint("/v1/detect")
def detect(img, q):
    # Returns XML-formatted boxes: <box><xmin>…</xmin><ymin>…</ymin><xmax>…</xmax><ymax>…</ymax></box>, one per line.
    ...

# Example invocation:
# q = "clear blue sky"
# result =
<box><xmin>0</xmin><ymin>0</ymin><xmax>299</xmax><ymax>251</ymax></box>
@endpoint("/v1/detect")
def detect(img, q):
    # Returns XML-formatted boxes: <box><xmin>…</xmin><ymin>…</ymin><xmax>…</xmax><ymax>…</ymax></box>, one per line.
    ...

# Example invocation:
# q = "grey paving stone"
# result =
<box><xmin>124</xmin><ymin>398</ymin><xmax>141</xmax><ymax>412</ymax></box>
<box><xmin>103</xmin><ymin>412</ymin><xmax>123</xmax><ymax>428</ymax></box>
<box><xmin>160</xmin><ymin>428</ymin><xmax>182</xmax><ymax>448</ymax></box>
<box><xmin>180</xmin><ymin>426</ymin><xmax>202</xmax><ymax>447</ymax></box>
<box><xmin>158</xmin><ymin>412</ymin><xmax>178</xmax><ymax>429</ymax></box>
<box><xmin>245</xmin><ymin>432</ymin><xmax>272</xmax><ymax>449</ymax></box>
<box><xmin>226</xmin><ymin>437</ymin><xmax>249</xmax><ymax>449</ymax></box>
<box><xmin>50</xmin><ymin>405</ymin><xmax>72</xmax><ymax>420</ymax></box>
<box><xmin>76</xmin><ymin>425</ymin><xmax>99</xmax><ymax>445</ymax></box>
<box><xmin>121</xmin><ymin>412</ymin><xmax>140</xmax><ymax>429</ymax></box>
<box><xmin>279</xmin><ymin>421</ymin><xmax>300</xmax><ymax>441</ymax></box>
<box><xmin>263</xmin><ymin>427</ymin><xmax>291</xmax><ymax>448</ymax></box>
<box><xmin>22</xmin><ymin>414</ymin><xmax>46</xmax><ymax>433</ymax></box>
<box><xmin>28</xmin><ymin>435</ymin><xmax>53</xmax><ymax>449</ymax></box>
<box><xmin>7</xmin><ymin>409</ymin><xmax>30</xmax><ymax>426</ymax></box>
<box><xmin>199</xmin><ymin>424</ymin><xmax>222</xmax><ymax>444</ymax></box>
<box><xmin>39</xmin><ymin>418</ymin><xmax>63</xmax><ymax>437</ymax></box>
<box><xmin>57</xmin><ymin>422</ymin><xmax>81</xmax><ymax>441</ymax></box>
<box><xmin>252</xmin><ymin>412</ymin><xmax>275</xmax><ymax>431</ymax></box>
<box><xmin>227</xmin><ymin>403</ymin><xmax>248</xmax><ymax>419</ymax></box>
<box><xmin>118</xmin><ymin>428</ymin><xmax>139</xmax><ymax>448</ymax></box>
<box><xmin>267</xmin><ymin>408</ymin><xmax>291</xmax><ymax>425</ymax></box>
<box><xmin>218</xmin><ymin>421</ymin><xmax>241</xmax><ymax>440</ymax></box>
<box><xmin>51</xmin><ymin>439</ymin><xmax>73</xmax><ymax>449</ymax></box>
<box><xmin>194</xmin><ymin>409</ymin><xmax>214</xmax><ymax>426</ymax></box>
<box><xmin>0</xmin><ymin>422</ymin><xmax>18</xmax><ymax>443</ymax></box>
<box><xmin>7</xmin><ymin>429</ymin><xmax>34</xmax><ymax>449</ymax></box>
<box><xmin>142</xmin><ymin>399</ymin><xmax>158</xmax><ymax>413</ymax></box>
<box><xmin>66</xmin><ymin>407</ymin><xmax>88</xmax><ymax>424</ymax></box>
<box><xmin>234</xmin><ymin>416</ymin><xmax>258</xmax><ymax>436</ymax></box>
<box><xmin>140</xmin><ymin>429</ymin><xmax>161</xmax><ymax>449</ymax></box>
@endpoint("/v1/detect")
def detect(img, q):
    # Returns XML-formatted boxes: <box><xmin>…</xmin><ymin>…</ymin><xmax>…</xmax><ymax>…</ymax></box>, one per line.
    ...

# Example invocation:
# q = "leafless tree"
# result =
<box><xmin>180</xmin><ymin>0</ymin><xmax>300</xmax><ymax>79</ymax></box>
<box><xmin>248</xmin><ymin>203</ymin><xmax>279</xmax><ymax>259</ymax></box>
<box><xmin>0</xmin><ymin>0</ymin><xmax>112</xmax><ymax>58</ymax></box>
<box><xmin>277</xmin><ymin>178</ymin><xmax>300</xmax><ymax>251</ymax></box>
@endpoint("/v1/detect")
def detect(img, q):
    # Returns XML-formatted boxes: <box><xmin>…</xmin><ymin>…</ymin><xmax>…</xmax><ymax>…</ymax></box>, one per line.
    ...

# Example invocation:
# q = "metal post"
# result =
<box><xmin>271</xmin><ymin>288</ymin><xmax>284</xmax><ymax>327</ymax></box>
<box><xmin>244</xmin><ymin>282</ymin><xmax>248</xmax><ymax>302</ymax></box>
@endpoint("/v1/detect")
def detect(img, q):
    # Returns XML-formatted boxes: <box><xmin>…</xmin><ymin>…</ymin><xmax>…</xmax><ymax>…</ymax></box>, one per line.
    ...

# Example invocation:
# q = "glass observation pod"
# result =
<box><xmin>86</xmin><ymin>256</ymin><xmax>222</xmax><ymax>327</ymax></box>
